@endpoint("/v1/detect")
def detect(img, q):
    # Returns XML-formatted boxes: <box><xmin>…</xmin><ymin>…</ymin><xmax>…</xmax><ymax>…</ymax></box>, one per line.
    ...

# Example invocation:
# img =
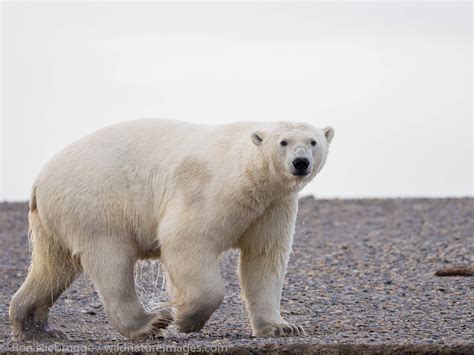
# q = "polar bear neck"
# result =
<box><xmin>232</xmin><ymin>152</ymin><xmax>298</xmax><ymax>215</ymax></box>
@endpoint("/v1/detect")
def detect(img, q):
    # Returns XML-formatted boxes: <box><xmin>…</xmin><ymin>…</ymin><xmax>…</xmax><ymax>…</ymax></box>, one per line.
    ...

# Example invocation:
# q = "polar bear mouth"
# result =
<box><xmin>291</xmin><ymin>171</ymin><xmax>310</xmax><ymax>177</ymax></box>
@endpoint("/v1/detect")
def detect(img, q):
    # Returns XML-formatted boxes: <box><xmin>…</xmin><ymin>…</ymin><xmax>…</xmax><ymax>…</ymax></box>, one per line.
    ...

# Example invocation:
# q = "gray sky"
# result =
<box><xmin>1</xmin><ymin>1</ymin><xmax>472</xmax><ymax>200</ymax></box>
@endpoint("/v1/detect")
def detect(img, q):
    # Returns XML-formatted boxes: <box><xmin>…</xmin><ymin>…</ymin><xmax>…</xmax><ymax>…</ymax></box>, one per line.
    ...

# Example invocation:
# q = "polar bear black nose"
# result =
<box><xmin>292</xmin><ymin>158</ymin><xmax>310</xmax><ymax>171</ymax></box>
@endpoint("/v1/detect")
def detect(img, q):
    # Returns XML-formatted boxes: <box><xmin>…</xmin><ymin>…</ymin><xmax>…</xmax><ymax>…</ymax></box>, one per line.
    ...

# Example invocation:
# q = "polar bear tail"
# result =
<box><xmin>29</xmin><ymin>185</ymin><xmax>37</xmax><ymax>212</ymax></box>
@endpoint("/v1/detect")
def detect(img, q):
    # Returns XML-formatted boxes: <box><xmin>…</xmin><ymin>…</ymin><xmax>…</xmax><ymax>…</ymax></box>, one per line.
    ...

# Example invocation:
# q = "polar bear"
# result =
<box><xmin>9</xmin><ymin>119</ymin><xmax>334</xmax><ymax>340</ymax></box>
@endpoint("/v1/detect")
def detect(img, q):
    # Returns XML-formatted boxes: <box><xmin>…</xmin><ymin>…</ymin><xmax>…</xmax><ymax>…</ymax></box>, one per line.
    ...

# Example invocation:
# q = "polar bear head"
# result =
<box><xmin>251</xmin><ymin>122</ymin><xmax>334</xmax><ymax>189</ymax></box>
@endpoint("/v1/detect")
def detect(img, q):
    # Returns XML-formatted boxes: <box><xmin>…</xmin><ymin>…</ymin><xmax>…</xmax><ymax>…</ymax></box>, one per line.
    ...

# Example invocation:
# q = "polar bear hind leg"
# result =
<box><xmin>9</xmin><ymin>212</ymin><xmax>79</xmax><ymax>340</ymax></box>
<box><xmin>80</xmin><ymin>239</ymin><xmax>173</xmax><ymax>339</ymax></box>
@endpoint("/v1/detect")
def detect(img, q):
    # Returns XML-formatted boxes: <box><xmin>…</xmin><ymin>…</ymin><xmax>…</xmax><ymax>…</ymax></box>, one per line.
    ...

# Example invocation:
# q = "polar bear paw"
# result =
<box><xmin>12</xmin><ymin>326</ymin><xmax>68</xmax><ymax>341</ymax></box>
<box><xmin>126</xmin><ymin>308</ymin><xmax>174</xmax><ymax>339</ymax></box>
<box><xmin>144</xmin><ymin>308</ymin><xmax>174</xmax><ymax>339</ymax></box>
<box><xmin>40</xmin><ymin>328</ymin><xmax>69</xmax><ymax>340</ymax></box>
<box><xmin>150</xmin><ymin>307</ymin><xmax>174</xmax><ymax>334</ymax></box>
<box><xmin>254</xmin><ymin>323</ymin><xmax>305</xmax><ymax>337</ymax></box>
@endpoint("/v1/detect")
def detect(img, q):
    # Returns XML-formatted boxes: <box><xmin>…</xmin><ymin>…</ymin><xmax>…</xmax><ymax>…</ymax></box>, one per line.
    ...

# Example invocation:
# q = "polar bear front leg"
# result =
<box><xmin>238</xmin><ymin>198</ymin><xmax>305</xmax><ymax>337</ymax></box>
<box><xmin>160</xmin><ymin>242</ymin><xmax>225</xmax><ymax>333</ymax></box>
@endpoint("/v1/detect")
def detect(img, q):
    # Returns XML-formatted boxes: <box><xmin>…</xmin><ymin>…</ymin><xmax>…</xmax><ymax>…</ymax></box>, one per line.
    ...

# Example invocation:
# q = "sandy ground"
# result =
<box><xmin>0</xmin><ymin>197</ymin><xmax>473</xmax><ymax>353</ymax></box>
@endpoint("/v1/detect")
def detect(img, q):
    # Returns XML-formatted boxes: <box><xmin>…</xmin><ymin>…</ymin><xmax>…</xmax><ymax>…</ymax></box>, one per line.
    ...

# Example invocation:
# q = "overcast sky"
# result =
<box><xmin>1</xmin><ymin>1</ymin><xmax>472</xmax><ymax>201</ymax></box>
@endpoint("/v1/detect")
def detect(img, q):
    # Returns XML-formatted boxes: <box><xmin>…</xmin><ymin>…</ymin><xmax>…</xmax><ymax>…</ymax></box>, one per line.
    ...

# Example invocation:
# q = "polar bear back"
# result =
<box><xmin>32</xmin><ymin>119</ymin><xmax>266</xmax><ymax>252</ymax></box>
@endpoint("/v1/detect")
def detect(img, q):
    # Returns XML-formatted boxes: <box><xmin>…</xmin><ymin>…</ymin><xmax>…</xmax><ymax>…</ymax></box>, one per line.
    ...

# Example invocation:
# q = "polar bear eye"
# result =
<box><xmin>311</xmin><ymin>140</ymin><xmax>317</xmax><ymax>146</ymax></box>
<box><xmin>280</xmin><ymin>140</ymin><xmax>288</xmax><ymax>147</ymax></box>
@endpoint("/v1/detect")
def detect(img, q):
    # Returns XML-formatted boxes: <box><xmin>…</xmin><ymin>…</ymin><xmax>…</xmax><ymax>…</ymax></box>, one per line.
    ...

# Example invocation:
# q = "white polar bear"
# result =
<box><xmin>9</xmin><ymin>119</ymin><xmax>334</xmax><ymax>339</ymax></box>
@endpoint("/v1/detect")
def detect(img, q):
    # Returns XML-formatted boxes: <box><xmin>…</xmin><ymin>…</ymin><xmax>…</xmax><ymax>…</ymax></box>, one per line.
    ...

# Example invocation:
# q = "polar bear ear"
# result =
<box><xmin>251</xmin><ymin>131</ymin><xmax>264</xmax><ymax>146</ymax></box>
<box><xmin>323</xmin><ymin>127</ymin><xmax>335</xmax><ymax>143</ymax></box>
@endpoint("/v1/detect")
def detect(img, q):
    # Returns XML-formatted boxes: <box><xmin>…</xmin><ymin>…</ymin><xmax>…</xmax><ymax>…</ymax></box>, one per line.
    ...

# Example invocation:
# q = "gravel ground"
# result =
<box><xmin>0</xmin><ymin>198</ymin><xmax>473</xmax><ymax>353</ymax></box>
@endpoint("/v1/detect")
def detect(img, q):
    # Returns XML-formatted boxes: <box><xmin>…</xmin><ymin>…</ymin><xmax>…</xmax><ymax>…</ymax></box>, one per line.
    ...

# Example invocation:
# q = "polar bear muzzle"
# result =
<box><xmin>291</xmin><ymin>157</ymin><xmax>311</xmax><ymax>176</ymax></box>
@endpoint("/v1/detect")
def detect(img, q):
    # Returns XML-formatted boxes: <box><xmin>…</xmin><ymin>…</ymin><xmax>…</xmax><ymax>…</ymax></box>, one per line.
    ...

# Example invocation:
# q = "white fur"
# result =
<box><xmin>9</xmin><ymin>119</ymin><xmax>334</xmax><ymax>339</ymax></box>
